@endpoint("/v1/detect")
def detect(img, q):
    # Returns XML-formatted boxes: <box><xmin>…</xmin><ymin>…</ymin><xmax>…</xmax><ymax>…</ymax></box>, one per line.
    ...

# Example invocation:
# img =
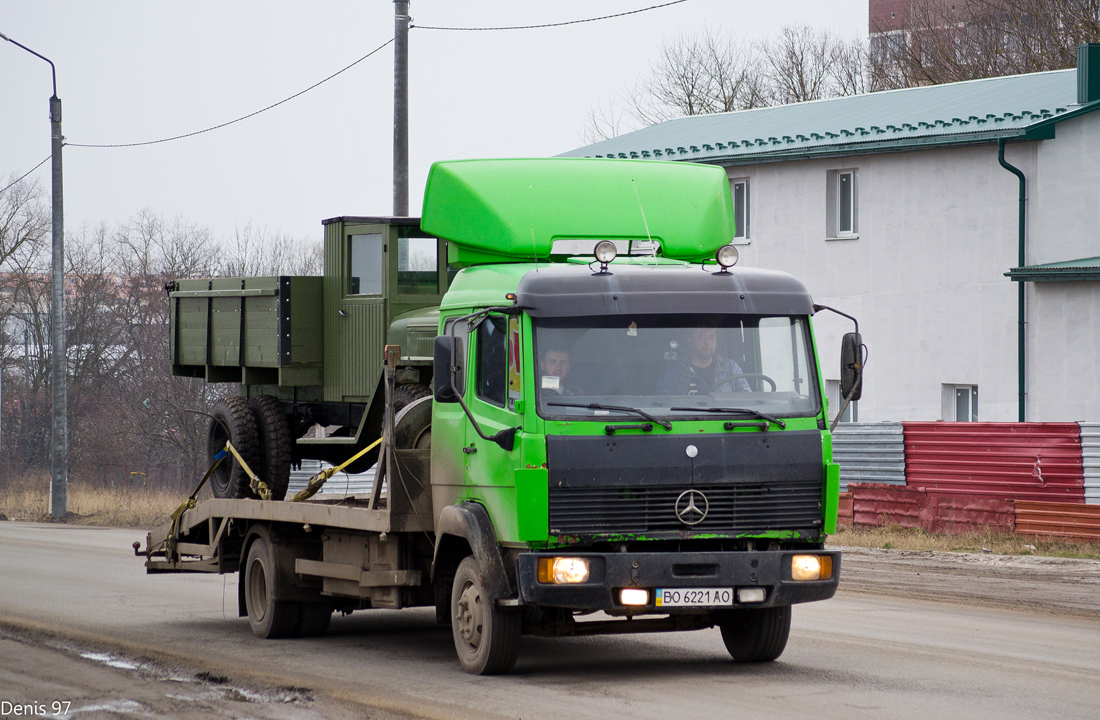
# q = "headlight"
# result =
<box><xmin>620</xmin><ymin>588</ymin><xmax>649</xmax><ymax>605</ymax></box>
<box><xmin>791</xmin><ymin>554</ymin><xmax>833</xmax><ymax>581</ymax></box>
<box><xmin>537</xmin><ymin>556</ymin><xmax>591</xmax><ymax>584</ymax></box>
<box><xmin>593</xmin><ymin>240</ymin><xmax>618</xmax><ymax>264</ymax></box>
<box><xmin>715</xmin><ymin>244</ymin><xmax>739</xmax><ymax>268</ymax></box>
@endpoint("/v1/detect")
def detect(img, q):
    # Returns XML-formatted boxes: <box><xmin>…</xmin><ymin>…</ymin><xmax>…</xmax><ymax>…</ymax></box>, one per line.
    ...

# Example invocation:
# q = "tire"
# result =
<box><xmin>450</xmin><ymin>556</ymin><xmax>521</xmax><ymax>675</ymax></box>
<box><xmin>243</xmin><ymin>530</ymin><xmax>299</xmax><ymax>639</ymax></box>
<box><xmin>393</xmin><ymin>383</ymin><xmax>430</xmax><ymax>414</ymax></box>
<box><xmin>718</xmin><ymin>606</ymin><xmax>791</xmax><ymax>663</ymax></box>
<box><xmin>207</xmin><ymin>395</ymin><xmax>261</xmax><ymax>499</ymax></box>
<box><xmin>250</xmin><ymin>395</ymin><xmax>291</xmax><ymax>501</ymax></box>
<box><xmin>295</xmin><ymin>603</ymin><xmax>333</xmax><ymax>637</ymax></box>
<box><xmin>394</xmin><ymin>396</ymin><xmax>432</xmax><ymax>450</ymax></box>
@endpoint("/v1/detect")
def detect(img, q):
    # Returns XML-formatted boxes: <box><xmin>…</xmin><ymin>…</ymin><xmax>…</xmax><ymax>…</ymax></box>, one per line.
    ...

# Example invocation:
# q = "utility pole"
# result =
<box><xmin>1</xmin><ymin>32</ymin><xmax>67</xmax><ymax>517</ymax></box>
<box><xmin>393</xmin><ymin>0</ymin><xmax>410</xmax><ymax>216</ymax></box>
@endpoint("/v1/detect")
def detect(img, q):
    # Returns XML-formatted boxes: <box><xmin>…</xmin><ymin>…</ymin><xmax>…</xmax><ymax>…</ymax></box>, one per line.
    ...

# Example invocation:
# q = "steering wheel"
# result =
<box><xmin>728</xmin><ymin>373</ymin><xmax>777</xmax><ymax>392</ymax></box>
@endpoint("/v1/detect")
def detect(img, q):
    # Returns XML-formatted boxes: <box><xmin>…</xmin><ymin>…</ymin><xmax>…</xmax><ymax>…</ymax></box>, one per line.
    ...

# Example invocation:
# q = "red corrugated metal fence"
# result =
<box><xmin>837</xmin><ymin>492</ymin><xmax>853</xmax><ymax>528</ymax></box>
<box><xmin>903</xmin><ymin>422</ymin><xmax>1084</xmax><ymax>502</ymax></box>
<box><xmin>850</xmin><ymin>483</ymin><xmax>1016</xmax><ymax>534</ymax></box>
<box><xmin>1015</xmin><ymin>501</ymin><xmax>1100</xmax><ymax>542</ymax></box>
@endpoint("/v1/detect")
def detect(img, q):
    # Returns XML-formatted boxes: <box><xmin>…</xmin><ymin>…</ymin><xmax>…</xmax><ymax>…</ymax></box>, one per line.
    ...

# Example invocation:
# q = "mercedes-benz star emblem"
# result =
<box><xmin>675</xmin><ymin>489</ymin><xmax>709</xmax><ymax>526</ymax></box>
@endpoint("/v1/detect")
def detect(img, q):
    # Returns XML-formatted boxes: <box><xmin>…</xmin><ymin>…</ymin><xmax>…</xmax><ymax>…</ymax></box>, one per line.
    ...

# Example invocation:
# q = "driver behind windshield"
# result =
<box><xmin>658</xmin><ymin>321</ymin><xmax>752</xmax><ymax>395</ymax></box>
<box><xmin>539</xmin><ymin>345</ymin><xmax>577</xmax><ymax>396</ymax></box>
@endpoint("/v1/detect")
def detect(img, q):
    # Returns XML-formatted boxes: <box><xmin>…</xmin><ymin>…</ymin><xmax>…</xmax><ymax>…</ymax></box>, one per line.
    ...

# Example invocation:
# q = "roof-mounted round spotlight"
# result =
<box><xmin>593</xmin><ymin>240</ymin><xmax>618</xmax><ymax>274</ymax></box>
<box><xmin>714</xmin><ymin>244</ymin><xmax>739</xmax><ymax>273</ymax></box>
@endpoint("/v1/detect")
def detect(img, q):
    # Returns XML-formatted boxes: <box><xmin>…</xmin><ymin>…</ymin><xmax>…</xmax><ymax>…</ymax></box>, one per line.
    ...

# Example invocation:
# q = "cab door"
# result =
<box><xmin>463</xmin><ymin>313</ymin><xmax>523</xmax><ymax>539</ymax></box>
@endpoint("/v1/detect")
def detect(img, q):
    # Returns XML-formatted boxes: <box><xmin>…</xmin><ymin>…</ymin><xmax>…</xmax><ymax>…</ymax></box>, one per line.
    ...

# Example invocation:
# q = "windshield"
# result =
<box><xmin>534</xmin><ymin>314</ymin><xmax>821</xmax><ymax>421</ymax></box>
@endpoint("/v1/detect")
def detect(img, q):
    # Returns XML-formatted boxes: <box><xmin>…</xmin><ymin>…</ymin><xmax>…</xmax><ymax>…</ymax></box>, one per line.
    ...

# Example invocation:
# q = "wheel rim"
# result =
<box><xmin>247</xmin><ymin>557</ymin><xmax>268</xmax><ymax>623</ymax></box>
<box><xmin>455</xmin><ymin>580</ymin><xmax>484</xmax><ymax>651</ymax></box>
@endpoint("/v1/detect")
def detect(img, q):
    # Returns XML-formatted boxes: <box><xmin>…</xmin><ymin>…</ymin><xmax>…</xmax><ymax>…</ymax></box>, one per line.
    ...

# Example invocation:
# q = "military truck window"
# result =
<box><xmin>397</xmin><ymin>236</ymin><xmax>439</xmax><ymax>295</ymax></box>
<box><xmin>534</xmin><ymin>314</ymin><xmax>821</xmax><ymax>421</ymax></box>
<box><xmin>476</xmin><ymin>316</ymin><xmax>508</xmax><ymax>407</ymax></box>
<box><xmin>348</xmin><ymin>233</ymin><xmax>383</xmax><ymax>295</ymax></box>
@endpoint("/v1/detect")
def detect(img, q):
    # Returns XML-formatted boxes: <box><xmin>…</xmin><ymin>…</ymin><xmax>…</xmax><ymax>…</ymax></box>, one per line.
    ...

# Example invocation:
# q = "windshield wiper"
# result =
<box><xmin>669</xmin><ymin>406</ymin><xmax>787</xmax><ymax>429</ymax></box>
<box><xmin>547</xmin><ymin>401</ymin><xmax>673</xmax><ymax>431</ymax></box>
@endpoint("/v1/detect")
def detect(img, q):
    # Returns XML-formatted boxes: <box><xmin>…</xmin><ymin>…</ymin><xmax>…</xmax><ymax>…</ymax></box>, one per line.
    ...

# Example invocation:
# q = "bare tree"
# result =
<box><xmin>582</xmin><ymin>28</ymin><xmax>772</xmax><ymax>141</ymax></box>
<box><xmin>871</xmin><ymin>0</ymin><xmax>1100</xmax><ymax>87</ymax></box>
<box><xmin>759</xmin><ymin>24</ymin><xmax>842</xmax><ymax>104</ymax></box>
<box><xmin>220</xmin><ymin>224</ymin><xmax>322</xmax><ymax>277</ymax></box>
<box><xmin>582</xmin><ymin>25</ymin><xmax>870</xmax><ymax>141</ymax></box>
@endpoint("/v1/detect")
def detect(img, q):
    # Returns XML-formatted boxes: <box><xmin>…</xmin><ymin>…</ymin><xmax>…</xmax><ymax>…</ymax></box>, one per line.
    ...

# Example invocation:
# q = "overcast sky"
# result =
<box><xmin>2</xmin><ymin>1</ymin><xmax>867</xmax><ymax>243</ymax></box>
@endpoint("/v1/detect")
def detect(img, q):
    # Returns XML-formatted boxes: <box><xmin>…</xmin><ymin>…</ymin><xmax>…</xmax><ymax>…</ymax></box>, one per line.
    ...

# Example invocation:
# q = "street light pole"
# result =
<box><xmin>1</xmin><ymin>32</ymin><xmax>67</xmax><ymax>518</ymax></box>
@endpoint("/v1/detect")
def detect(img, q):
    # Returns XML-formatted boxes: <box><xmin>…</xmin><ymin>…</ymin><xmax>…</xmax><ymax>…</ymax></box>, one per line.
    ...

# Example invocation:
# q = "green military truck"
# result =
<box><xmin>142</xmin><ymin>158</ymin><xmax>862</xmax><ymax>674</ymax></box>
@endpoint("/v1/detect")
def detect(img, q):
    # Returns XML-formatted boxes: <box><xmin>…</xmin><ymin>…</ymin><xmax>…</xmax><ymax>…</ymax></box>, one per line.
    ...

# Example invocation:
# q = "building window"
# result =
<box><xmin>826</xmin><ymin>169</ymin><xmax>858</xmax><ymax>239</ymax></box>
<box><xmin>826</xmin><ymin>379</ymin><xmax>858</xmax><ymax>423</ymax></box>
<box><xmin>731</xmin><ymin>179</ymin><xmax>750</xmax><ymax>241</ymax></box>
<box><xmin>942</xmin><ymin>384</ymin><xmax>978</xmax><ymax>422</ymax></box>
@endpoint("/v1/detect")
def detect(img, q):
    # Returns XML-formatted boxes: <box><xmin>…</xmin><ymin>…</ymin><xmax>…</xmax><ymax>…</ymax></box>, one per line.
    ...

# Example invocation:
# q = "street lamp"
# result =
<box><xmin>1</xmin><ymin>31</ymin><xmax>68</xmax><ymax>518</ymax></box>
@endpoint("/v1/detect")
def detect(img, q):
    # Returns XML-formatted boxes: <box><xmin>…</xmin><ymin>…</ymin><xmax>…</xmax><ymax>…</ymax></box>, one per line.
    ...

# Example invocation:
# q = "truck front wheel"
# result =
<box><xmin>718</xmin><ymin>606</ymin><xmax>791</xmax><ymax>662</ymax></box>
<box><xmin>451</xmin><ymin>556</ymin><xmax>521</xmax><ymax>675</ymax></box>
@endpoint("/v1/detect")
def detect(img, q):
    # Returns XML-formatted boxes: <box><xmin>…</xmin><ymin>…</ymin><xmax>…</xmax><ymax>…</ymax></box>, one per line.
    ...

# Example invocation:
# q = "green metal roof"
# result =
<box><xmin>1005</xmin><ymin>256</ymin><xmax>1100</xmax><ymax>282</ymax></box>
<box><xmin>420</xmin><ymin>158</ymin><xmax>735</xmax><ymax>267</ymax></box>
<box><xmin>562</xmin><ymin>69</ymin><xmax>1100</xmax><ymax>163</ymax></box>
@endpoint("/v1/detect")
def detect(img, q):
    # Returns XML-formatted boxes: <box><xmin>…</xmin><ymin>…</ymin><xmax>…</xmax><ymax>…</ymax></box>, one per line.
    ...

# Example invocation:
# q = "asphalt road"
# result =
<box><xmin>1</xmin><ymin>522</ymin><xmax>1098</xmax><ymax>720</ymax></box>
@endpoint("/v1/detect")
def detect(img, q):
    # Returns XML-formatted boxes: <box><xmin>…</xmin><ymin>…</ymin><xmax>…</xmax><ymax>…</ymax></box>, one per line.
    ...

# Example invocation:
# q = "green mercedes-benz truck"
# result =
<box><xmin>142</xmin><ymin>158</ymin><xmax>862</xmax><ymax>674</ymax></box>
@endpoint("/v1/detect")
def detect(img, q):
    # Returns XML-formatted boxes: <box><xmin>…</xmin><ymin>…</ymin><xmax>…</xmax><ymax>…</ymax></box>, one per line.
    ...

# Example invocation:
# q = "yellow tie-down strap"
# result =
<box><xmin>223</xmin><ymin>440</ymin><xmax>271</xmax><ymax>501</ymax></box>
<box><xmin>291</xmin><ymin>437</ymin><xmax>383</xmax><ymax>502</ymax></box>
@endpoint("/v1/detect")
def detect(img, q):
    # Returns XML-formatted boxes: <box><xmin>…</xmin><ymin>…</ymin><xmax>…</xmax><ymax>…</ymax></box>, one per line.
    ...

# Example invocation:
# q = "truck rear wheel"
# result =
<box><xmin>250</xmin><ymin>395</ymin><xmax>291</xmax><ymax>501</ymax></box>
<box><xmin>451</xmin><ymin>556</ymin><xmax>521</xmax><ymax>675</ymax></box>
<box><xmin>244</xmin><ymin>531</ymin><xmax>298</xmax><ymax>639</ymax></box>
<box><xmin>295</xmin><ymin>603</ymin><xmax>332</xmax><ymax>637</ymax></box>
<box><xmin>207</xmin><ymin>395</ymin><xmax>261</xmax><ymax>499</ymax></box>
<box><xmin>718</xmin><ymin>606</ymin><xmax>791</xmax><ymax>662</ymax></box>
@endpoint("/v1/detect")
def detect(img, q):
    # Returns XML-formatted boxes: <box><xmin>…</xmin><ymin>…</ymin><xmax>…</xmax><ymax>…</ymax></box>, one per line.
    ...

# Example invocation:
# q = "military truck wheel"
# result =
<box><xmin>207</xmin><ymin>395</ymin><xmax>261</xmax><ymax>499</ymax></box>
<box><xmin>393</xmin><ymin>383</ymin><xmax>430</xmax><ymax>413</ymax></box>
<box><xmin>244</xmin><ymin>531</ymin><xmax>299</xmax><ymax>639</ymax></box>
<box><xmin>394</xmin><ymin>396</ymin><xmax>432</xmax><ymax>450</ymax></box>
<box><xmin>250</xmin><ymin>395</ymin><xmax>291</xmax><ymax>501</ymax></box>
<box><xmin>295</xmin><ymin>603</ymin><xmax>333</xmax><ymax>637</ymax></box>
<box><xmin>718</xmin><ymin>606</ymin><xmax>791</xmax><ymax>662</ymax></box>
<box><xmin>451</xmin><ymin>556</ymin><xmax>521</xmax><ymax>675</ymax></box>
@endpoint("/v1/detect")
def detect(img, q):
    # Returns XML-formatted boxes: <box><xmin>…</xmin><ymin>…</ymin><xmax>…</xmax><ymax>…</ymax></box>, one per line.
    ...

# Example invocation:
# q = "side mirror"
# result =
<box><xmin>840</xmin><ymin>332</ymin><xmax>863</xmax><ymax>402</ymax></box>
<box><xmin>433</xmin><ymin>335</ymin><xmax>465</xmax><ymax>403</ymax></box>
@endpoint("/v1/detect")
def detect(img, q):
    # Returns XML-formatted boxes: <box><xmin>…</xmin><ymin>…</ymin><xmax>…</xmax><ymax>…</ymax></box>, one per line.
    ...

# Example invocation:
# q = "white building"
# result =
<box><xmin>564</xmin><ymin>46</ymin><xmax>1100</xmax><ymax>424</ymax></box>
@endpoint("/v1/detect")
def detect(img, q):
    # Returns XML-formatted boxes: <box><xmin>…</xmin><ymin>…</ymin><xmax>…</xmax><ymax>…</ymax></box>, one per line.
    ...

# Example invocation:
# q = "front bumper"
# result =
<box><xmin>515</xmin><ymin>549</ymin><xmax>839</xmax><ymax>614</ymax></box>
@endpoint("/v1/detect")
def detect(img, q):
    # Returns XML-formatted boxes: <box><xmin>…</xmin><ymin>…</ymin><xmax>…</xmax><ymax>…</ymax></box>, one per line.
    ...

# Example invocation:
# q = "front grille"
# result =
<box><xmin>548</xmin><ymin>479</ymin><xmax>822</xmax><ymax>535</ymax></box>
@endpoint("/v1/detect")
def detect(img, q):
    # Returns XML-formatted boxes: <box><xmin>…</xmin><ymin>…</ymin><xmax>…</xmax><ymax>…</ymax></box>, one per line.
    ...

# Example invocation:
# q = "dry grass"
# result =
<box><xmin>830</xmin><ymin>524</ymin><xmax>1100</xmax><ymax>560</ymax></box>
<box><xmin>0</xmin><ymin>473</ymin><xmax>184</xmax><ymax>529</ymax></box>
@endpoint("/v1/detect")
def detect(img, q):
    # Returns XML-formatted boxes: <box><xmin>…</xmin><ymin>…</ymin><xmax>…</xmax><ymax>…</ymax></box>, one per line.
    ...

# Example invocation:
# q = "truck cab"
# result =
<box><xmin>422</xmin><ymin>159</ymin><xmax>843</xmax><ymax>672</ymax></box>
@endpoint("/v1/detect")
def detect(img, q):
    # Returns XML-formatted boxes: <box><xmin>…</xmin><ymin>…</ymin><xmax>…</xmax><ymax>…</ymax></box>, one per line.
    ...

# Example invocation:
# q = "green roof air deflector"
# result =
<box><xmin>420</xmin><ymin>158</ymin><xmax>736</xmax><ymax>267</ymax></box>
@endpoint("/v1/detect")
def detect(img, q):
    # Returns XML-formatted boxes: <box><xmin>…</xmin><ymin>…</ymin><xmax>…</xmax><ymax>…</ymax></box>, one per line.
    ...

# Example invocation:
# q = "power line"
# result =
<box><xmin>412</xmin><ymin>0</ymin><xmax>688</xmax><ymax>31</ymax></box>
<box><xmin>66</xmin><ymin>38</ymin><xmax>394</xmax><ymax>149</ymax></box>
<box><xmin>0</xmin><ymin>156</ymin><xmax>50</xmax><ymax>195</ymax></box>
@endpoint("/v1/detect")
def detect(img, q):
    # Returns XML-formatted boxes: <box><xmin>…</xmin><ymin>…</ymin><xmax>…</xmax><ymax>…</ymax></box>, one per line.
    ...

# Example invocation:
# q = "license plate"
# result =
<box><xmin>655</xmin><ymin>587</ymin><xmax>734</xmax><ymax>607</ymax></box>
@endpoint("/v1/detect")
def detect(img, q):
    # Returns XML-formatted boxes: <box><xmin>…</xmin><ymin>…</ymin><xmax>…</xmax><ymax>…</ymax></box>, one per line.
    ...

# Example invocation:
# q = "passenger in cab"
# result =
<box><xmin>658</xmin><ymin>321</ymin><xmax>751</xmax><ymax>395</ymax></box>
